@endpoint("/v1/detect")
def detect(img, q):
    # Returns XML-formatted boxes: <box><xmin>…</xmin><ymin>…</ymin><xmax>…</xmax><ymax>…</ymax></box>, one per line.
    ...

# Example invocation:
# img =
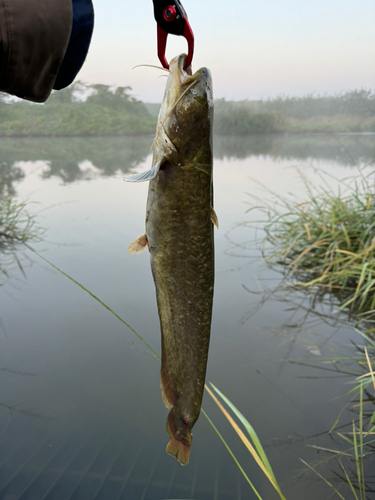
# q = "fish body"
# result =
<box><xmin>126</xmin><ymin>54</ymin><xmax>215</xmax><ymax>466</ymax></box>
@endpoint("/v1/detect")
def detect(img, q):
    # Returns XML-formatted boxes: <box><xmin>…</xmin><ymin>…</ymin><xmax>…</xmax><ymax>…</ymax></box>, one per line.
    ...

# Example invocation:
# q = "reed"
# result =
<box><xmin>0</xmin><ymin>198</ymin><xmax>42</xmax><ymax>281</ymax></box>
<box><xmin>206</xmin><ymin>383</ymin><xmax>286</xmax><ymax>499</ymax></box>
<box><xmin>0</xmin><ymin>199</ymin><xmax>39</xmax><ymax>249</ymax></box>
<box><xmin>249</xmin><ymin>166</ymin><xmax>375</xmax><ymax>316</ymax></box>
<box><xmin>303</xmin><ymin>383</ymin><xmax>375</xmax><ymax>500</ymax></box>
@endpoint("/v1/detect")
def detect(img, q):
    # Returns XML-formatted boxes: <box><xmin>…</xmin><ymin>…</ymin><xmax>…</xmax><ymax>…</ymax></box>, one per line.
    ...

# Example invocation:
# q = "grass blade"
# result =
<box><xmin>206</xmin><ymin>384</ymin><xmax>285</xmax><ymax>499</ymax></box>
<box><xmin>26</xmin><ymin>245</ymin><xmax>159</xmax><ymax>359</ymax></box>
<box><xmin>201</xmin><ymin>409</ymin><xmax>264</xmax><ymax>500</ymax></box>
<box><xmin>338</xmin><ymin>462</ymin><xmax>359</xmax><ymax>500</ymax></box>
<box><xmin>209</xmin><ymin>383</ymin><xmax>277</xmax><ymax>480</ymax></box>
<box><xmin>300</xmin><ymin>459</ymin><xmax>346</xmax><ymax>500</ymax></box>
<box><xmin>364</xmin><ymin>347</ymin><xmax>375</xmax><ymax>390</ymax></box>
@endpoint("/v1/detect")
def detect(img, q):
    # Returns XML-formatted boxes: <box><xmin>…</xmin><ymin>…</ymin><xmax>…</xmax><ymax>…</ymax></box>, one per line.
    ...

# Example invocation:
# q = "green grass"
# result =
<box><xmin>0</xmin><ymin>83</ymin><xmax>156</xmax><ymax>136</ymax></box>
<box><xmin>250</xmin><ymin>166</ymin><xmax>375</xmax><ymax>317</ymax></box>
<box><xmin>0</xmin><ymin>199</ymin><xmax>38</xmax><ymax>248</ymax></box>
<box><xmin>303</xmin><ymin>381</ymin><xmax>375</xmax><ymax>500</ymax></box>
<box><xmin>0</xmin><ymin>198</ymin><xmax>42</xmax><ymax>282</ymax></box>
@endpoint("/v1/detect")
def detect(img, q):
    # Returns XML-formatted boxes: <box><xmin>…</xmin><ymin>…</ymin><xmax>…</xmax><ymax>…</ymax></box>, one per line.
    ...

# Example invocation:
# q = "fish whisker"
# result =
<box><xmin>132</xmin><ymin>64</ymin><xmax>170</xmax><ymax>72</ymax></box>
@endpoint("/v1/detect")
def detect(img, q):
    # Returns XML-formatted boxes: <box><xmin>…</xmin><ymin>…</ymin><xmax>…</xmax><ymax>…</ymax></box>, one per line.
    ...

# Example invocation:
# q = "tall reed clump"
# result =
<box><xmin>252</xmin><ymin>167</ymin><xmax>375</xmax><ymax>316</ymax></box>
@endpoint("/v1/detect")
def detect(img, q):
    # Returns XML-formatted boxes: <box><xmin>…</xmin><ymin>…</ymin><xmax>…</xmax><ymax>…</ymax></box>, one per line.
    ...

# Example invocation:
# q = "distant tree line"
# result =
<box><xmin>0</xmin><ymin>85</ymin><xmax>374</xmax><ymax>136</ymax></box>
<box><xmin>215</xmin><ymin>89</ymin><xmax>375</xmax><ymax>134</ymax></box>
<box><xmin>0</xmin><ymin>82</ymin><xmax>156</xmax><ymax>136</ymax></box>
<box><xmin>258</xmin><ymin>89</ymin><xmax>375</xmax><ymax>119</ymax></box>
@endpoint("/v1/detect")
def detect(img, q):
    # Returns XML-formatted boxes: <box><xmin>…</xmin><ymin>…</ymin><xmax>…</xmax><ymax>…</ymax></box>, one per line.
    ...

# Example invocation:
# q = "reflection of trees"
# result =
<box><xmin>0</xmin><ymin>162</ymin><xmax>24</xmax><ymax>197</ymax></box>
<box><xmin>0</xmin><ymin>135</ymin><xmax>153</xmax><ymax>185</ymax></box>
<box><xmin>42</xmin><ymin>136</ymin><xmax>153</xmax><ymax>182</ymax></box>
<box><xmin>0</xmin><ymin>134</ymin><xmax>374</xmax><ymax>189</ymax></box>
<box><xmin>214</xmin><ymin>134</ymin><xmax>375</xmax><ymax>165</ymax></box>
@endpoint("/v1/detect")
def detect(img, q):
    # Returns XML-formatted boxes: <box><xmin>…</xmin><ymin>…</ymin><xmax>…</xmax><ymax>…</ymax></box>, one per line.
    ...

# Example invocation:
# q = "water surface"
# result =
<box><xmin>1</xmin><ymin>133</ymin><xmax>374</xmax><ymax>499</ymax></box>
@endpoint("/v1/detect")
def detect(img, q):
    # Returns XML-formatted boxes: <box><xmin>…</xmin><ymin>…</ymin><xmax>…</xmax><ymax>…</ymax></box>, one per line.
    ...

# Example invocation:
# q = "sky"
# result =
<box><xmin>78</xmin><ymin>0</ymin><xmax>375</xmax><ymax>102</ymax></box>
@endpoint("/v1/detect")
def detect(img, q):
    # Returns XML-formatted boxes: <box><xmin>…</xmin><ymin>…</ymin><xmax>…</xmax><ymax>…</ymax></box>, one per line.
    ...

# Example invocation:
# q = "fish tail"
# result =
<box><xmin>166</xmin><ymin>410</ymin><xmax>191</xmax><ymax>466</ymax></box>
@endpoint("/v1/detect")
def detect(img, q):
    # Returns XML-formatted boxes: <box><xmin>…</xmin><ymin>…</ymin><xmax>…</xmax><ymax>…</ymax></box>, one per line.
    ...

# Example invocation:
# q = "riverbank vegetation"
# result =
<box><xmin>0</xmin><ymin>85</ymin><xmax>374</xmax><ymax>136</ymax></box>
<box><xmin>0</xmin><ymin>83</ymin><xmax>156</xmax><ymax>136</ymax></box>
<box><xmin>215</xmin><ymin>89</ymin><xmax>375</xmax><ymax>134</ymax></box>
<box><xmin>249</xmin><ymin>168</ymin><xmax>375</xmax><ymax>319</ymax></box>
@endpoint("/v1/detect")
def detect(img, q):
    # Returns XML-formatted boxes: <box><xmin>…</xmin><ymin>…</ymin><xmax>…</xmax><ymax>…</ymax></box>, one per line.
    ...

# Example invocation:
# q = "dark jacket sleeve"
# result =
<box><xmin>54</xmin><ymin>0</ymin><xmax>94</xmax><ymax>90</ymax></box>
<box><xmin>0</xmin><ymin>0</ymin><xmax>73</xmax><ymax>102</ymax></box>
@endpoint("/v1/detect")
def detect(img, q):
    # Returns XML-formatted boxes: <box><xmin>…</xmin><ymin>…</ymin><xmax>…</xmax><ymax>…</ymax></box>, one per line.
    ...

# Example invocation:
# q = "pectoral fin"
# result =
<box><xmin>211</xmin><ymin>208</ymin><xmax>219</xmax><ymax>229</ymax></box>
<box><xmin>128</xmin><ymin>234</ymin><xmax>148</xmax><ymax>254</ymax></box>
<box><xmin>123</xmin><ymin>159</ymin><xmax>162</xmax><ymax>183</ymax></box>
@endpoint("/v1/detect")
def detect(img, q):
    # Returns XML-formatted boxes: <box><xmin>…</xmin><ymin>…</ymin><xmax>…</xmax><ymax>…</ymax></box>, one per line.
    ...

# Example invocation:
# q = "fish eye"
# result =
<box><xmin>191</xmin><ymin>89</ymin><xmax>197</xmax><ymax>95</ymax></box>
<box><xmin>183</xmin><ymin>417</ymin><xmax>189</xmax><ymax>425</ymax></box>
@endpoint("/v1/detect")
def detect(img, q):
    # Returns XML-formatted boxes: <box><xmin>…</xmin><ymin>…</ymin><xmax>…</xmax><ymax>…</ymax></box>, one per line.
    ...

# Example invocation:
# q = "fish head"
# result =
<box><xmin>170</xmin><ymin>53</ymin><xmax>212</xmax><ymax>97</ymax></box>
<box><xmin>156</xmin><ymin>54</ymin><xmax>213</xmax><ymax>163</ymax></box>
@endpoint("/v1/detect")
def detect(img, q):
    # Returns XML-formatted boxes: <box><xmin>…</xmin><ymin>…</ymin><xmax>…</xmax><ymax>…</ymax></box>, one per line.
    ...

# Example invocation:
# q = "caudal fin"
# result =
<box><xmin>166</xmin><ymin>410</ymin><xmax>192</xmax><ymax>466</ymax></box>
<box><xmin>166</xmin><ymin>435</ymin><xmax>191</xmax><ymax>466</ymax></box>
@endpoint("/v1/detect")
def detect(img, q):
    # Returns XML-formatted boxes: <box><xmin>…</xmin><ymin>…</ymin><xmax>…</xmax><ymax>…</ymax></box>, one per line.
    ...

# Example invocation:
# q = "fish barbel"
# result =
<box><xmin>125</xmin><ymin>54</ymin><xmax>216</xmax><ymax>466</ymax></box>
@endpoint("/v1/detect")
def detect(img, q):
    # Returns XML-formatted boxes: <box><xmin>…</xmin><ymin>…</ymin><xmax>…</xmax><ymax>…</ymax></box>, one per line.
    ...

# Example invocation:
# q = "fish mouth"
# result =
<box><xmin>169</xmin><ymin>54</ymin><xmax>199</xmax><ymax>88</ymax></box>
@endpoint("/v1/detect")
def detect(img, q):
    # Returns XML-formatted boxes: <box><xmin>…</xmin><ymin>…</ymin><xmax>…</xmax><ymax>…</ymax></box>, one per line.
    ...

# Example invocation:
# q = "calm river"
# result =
<box><xmin>0</xmin><ymin>134</ymin><xmax>374</xmax><ymax>500</ymax></box>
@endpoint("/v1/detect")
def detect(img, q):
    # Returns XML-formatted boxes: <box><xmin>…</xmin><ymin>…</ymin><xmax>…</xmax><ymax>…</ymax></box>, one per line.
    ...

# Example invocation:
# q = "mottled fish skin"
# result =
<box><xmin>147</xmin><ymin>55</ymin><xmax>214</xmax><ymax>466</ymax></box>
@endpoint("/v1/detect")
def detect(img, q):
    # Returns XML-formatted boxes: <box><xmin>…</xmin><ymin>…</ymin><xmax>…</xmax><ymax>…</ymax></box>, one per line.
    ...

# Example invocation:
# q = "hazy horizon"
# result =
<box><xmin>76</xmin><ymin>0</ymin><xmax>375</xmax><ymax>103</ymax></box>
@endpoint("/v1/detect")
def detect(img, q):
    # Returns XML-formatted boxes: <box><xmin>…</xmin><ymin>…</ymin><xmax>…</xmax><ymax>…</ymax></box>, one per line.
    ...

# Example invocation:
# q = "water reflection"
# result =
<box><xmin>0</xmin><ymin>136</ymin><xmax>152</xmax><ymax>186</ymax></box>
<box><xmin>0</xmin><ymin>134</ymin><xmax>374</xmax><ymax>194</ymax></box>
<box><xmin>214</xmin><ymin>133</ymin><xmax>375</xmax><ymax>164</ymax></box>
<box><xmin>0</xmin><ymin>162</ymin><xmax>24</xmax><ymax>197</ymax></box>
